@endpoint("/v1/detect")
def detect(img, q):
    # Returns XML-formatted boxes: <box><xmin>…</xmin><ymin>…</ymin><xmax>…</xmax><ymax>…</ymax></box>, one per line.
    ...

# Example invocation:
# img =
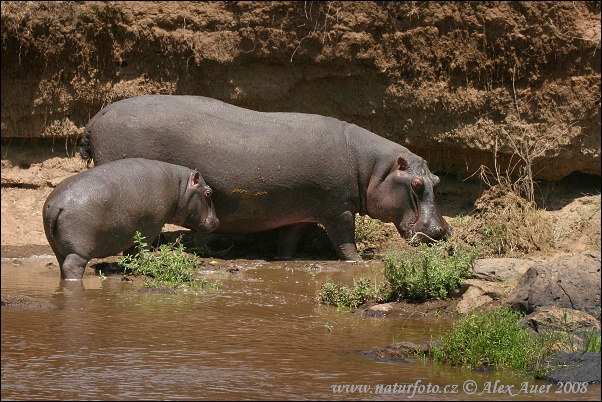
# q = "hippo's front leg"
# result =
<box><xmin>322</xmin><ymin>211</ymin><xmax>360</xmax><ymax>262</ymax></box>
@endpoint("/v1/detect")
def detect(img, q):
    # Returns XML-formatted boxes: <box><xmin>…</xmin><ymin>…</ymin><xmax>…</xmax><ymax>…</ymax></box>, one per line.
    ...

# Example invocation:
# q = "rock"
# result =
<box><xmin>362</xmin><ymin>339</ymin><xmax>444</xmax><ymax>363</ymax></box>
<box><xmin>420</xmin><ymin>340</ymin><xmax>443</xmax><ymax>354</ymax></box>
<box><xmin>455</xmin><ymin>279</ymin><xmax>507</xmax><ymax>314</ymax></box>
<box><xmin>455</xmin><ymin>285</ymin><xmax>495</xmax><ymax>314</ymax></box>
<box><xmin>521</xmin><ymin>306</ymin><xmax>601</xmax><ymax>336</ymax></box>
<box><xmin>508</xmin><ymin>252</ymin><xmax>601</xmax><ymax>315</ymax></box>
<box><xmin>363</xmin><ymin>302</ymin><xmax>395</xmax><ymax>317</ymax></box>
<box><xmin>1</xmin><ymin>294</ymin><xmax>57</xmax><ymax>309</ymax></box>
<box><xmin>544</xmin><ymin>351</ymin><xmax>601</xmax><ymax>384</ymax></box>
<box><xmin>473</xmin><ymin>258</ymin><xmax>537</xmax><ymax>282</ymax></box>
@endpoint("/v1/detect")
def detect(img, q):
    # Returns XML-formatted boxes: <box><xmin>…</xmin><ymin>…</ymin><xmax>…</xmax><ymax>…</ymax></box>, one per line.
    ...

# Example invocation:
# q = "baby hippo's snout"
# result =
<box><xmin>200</xmin><ymin>186</ymin><xmax>219</xmax><ymax>232</ymax></box>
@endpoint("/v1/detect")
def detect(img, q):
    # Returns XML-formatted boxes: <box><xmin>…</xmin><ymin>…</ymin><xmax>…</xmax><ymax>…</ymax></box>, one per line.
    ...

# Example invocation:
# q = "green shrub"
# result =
<box><xmin>316</xmin><ymin>278</ymin><xmax>383</xmax><ymax>309</ymax></box>
<box><xmin>431</xmin><ymin>307</ymin><xmax>549</xmax><ymax>372</ymax></box>
<box><xmin>381</xmin><ymin>242</ymin><xmax>477</xmax><ymax>302</ymax></box>
<box><xmin>119</xmin><ymin>232</ymin><xmax>215</xmax><ymax>291</ymax></box>
<box><xmin>317</xmin><ymin>242</ymin><xmax>478</xmax><ymax>307</ymax></box>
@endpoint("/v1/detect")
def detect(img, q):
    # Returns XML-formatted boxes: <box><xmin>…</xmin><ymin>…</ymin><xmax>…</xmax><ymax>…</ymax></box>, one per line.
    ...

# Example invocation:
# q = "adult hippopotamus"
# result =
<box><xmin>80</xmin><ymin>95</ymin><xmax>449</xmax><ymax>261</ymax></box>
<box><xmin>43</xmin><ymin>158</ymin><xmax>219</xmax><ymax>280</ymax></box>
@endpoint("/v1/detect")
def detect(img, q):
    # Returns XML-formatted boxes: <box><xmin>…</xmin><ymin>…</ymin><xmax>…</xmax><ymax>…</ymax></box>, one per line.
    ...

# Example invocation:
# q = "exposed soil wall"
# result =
<box><xmin>1</xmin><ymin>1</ymin><xmax>600</xmax><ymax>180</ymax></box>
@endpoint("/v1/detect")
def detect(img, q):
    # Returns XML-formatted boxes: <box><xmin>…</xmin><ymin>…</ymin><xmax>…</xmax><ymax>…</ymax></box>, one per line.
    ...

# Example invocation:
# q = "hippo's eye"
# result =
<box><xmin>411</xmin><ymin>177</ymin><xmax>424</xmax><ymax>194</ymax></box>
<box><xmin>204</xmin><ymin>188</ymin><xmax>212</xmax><ymax>199</ymax></box>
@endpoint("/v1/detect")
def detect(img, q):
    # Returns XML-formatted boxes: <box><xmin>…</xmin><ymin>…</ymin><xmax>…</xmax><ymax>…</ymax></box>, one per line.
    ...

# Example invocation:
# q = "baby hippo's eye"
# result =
<box><xmin>204</xmin><ymin>187</ymin><xmax>212</xmax><ymax>199</ymax></box>
<box><xmin>411</xmin><ymin>177</ymin><xmax>424</xmax><ymax>193</ymax></box>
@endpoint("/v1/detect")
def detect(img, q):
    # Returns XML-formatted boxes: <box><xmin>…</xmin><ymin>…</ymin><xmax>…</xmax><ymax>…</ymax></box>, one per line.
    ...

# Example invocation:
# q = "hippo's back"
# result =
<box><xmin>86</xmin><ymin>94</ymin><xmax>354</xmax><ymax>183</ymax></box>
<box><xmin>86</xmin><ymin>95</ymin><xmax>348</xmax><ymax>164</ymax></box>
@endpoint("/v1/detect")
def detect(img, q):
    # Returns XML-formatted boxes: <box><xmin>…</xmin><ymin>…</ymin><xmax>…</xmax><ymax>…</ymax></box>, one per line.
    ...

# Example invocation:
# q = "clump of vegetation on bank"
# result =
<box><xmin>382</xmin><ymin>243</ymin><xmax>478</xmax><ymax>302</ymax></box>
<box><xmin>450</xmin><ymin>185</ymin><xmax>555</xmax><ymax>258</ymax></box>
<box><xmin>317</xmin><ymin>278</ymin><xmax>385</xmax><ymax>309</ymax></box>
<box><xmin>355</xmin><ymin>214</ymin><xmax>398</xmax><ymax>256</ymax></box>
<box><xmin>317</xmin><ymin>241</ymin><xmax>478</xmax><ymax>308</ymax></box>
<box><xmin>431</xmin><ymin>307</ymin><xmax>545</xmax><ymax>373</ymax></box>
<box><xmin>119</xmin><ymin>232</ymin><xmax>218</xmax><ymax>291</ymax></box>
<box><xmin>430</xmin><ymin>306</ymin><xmax>601</xmax><ymax>377</ymax></box>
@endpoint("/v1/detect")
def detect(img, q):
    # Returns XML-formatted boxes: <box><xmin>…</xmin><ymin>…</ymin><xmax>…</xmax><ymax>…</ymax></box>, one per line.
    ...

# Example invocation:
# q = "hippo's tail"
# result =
<box><xmin>42</xmin><ymin>201</ymin><xmax>62</xmax><ymax>242</ymax></box>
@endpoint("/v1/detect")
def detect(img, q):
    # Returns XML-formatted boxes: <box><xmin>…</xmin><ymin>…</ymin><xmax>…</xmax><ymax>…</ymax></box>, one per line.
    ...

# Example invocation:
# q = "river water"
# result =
<box><xmin>2</xmin><ymin>255</ymin><xmax>600</xmax><ymax>400</ymax></box>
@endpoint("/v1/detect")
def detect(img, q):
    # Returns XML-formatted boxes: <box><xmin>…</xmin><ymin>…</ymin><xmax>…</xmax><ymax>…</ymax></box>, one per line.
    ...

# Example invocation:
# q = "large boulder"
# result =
<box><xmin>508</xmin><ymin>252</ymin><xmax>601</xmax><ymax>315</ymax></box>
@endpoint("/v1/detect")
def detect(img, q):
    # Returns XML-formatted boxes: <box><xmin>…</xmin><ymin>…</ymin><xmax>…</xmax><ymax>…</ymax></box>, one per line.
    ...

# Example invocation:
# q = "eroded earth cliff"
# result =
<box><xmin>2</xmin><ymin>1</ymin><xmax>600</xmax><ymax>181</ymax></box>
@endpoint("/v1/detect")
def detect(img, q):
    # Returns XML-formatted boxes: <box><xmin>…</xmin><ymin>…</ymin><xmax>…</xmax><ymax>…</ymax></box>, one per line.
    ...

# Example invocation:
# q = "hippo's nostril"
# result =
<box><xmin>204</xmin><ymin>217</ymin><xmax>219</xmax><ymax>232</ymax></box>
<box><xmin>437</xmin><ymin>224</ymin><xmax>451</xmax><ymax>239</ymax></box>
<box><xmin>427</xmin><ymin>224</ymin><xmax>449</xmax><ymax>241</ymax></box>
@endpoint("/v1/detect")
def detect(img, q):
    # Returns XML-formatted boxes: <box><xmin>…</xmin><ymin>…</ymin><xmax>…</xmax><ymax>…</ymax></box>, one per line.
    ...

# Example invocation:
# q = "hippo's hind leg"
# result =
<box><xmin>60</xmin><ymin>254</ymin><xmax>89</xmax><ymax>280</ymax></box>
<box><xmin>277</xmin><ymin>223</ymin><xmax>311</xmax><ymax>260</ymax></box>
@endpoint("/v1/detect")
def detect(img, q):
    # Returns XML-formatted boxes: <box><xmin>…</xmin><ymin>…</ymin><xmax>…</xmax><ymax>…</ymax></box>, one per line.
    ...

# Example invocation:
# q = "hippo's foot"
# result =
<box><xmin>334</xmin><ymin>242</ymin><xmax>361</xmax><ymax>262</ymax></box>
<box><xmin>60</xmin><ymin>254</ymin><xmax>89</xmax><ymax>280</ymax></box>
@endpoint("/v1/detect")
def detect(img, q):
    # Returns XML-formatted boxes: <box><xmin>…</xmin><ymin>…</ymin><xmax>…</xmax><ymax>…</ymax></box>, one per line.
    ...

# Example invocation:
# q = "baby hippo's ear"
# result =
<box><xmin>188</xmin><ymin>171</ymin><xmax>202</xmax><ymax>188</ymax></box>
<box><xmin>397</xmin><ymin>156</ymin><xmax>408</xmax><ymax>171</ymax></box>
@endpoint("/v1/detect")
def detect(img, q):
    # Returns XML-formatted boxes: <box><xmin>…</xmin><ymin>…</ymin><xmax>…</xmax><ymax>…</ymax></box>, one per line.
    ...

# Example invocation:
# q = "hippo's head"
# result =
<box><xmin>178</xmin><ymin>170</ymin><xmax>220</xmax><ymax>233</ymax></box>
<box><xmin>366</xmin><ymin>155</ymin><xmax>450</xmax><ymax>244</ymax></box>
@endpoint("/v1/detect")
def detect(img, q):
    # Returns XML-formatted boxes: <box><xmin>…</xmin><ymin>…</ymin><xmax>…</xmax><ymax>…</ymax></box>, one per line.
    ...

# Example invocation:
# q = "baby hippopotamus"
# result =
<box><xmin>43</xmin><ymin>158</ymin><xmax>219</xmax><ymax>280</ymax></box>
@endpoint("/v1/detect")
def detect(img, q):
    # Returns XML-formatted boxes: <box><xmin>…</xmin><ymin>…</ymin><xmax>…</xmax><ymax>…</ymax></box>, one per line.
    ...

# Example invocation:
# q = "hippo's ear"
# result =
<box><xmin>397</xmin><ymin>156</ymin><xmax>408</xmax><ymax>171</ymax></box>
<box><xmin>430</xmin><ymin>173</ymin><xmax>440</xmax><ymax>186</ymax></box>
<box><xmin>188</xmin><ymin>171</ymin><xmax>202</xmax><ymax>188</ymax></box>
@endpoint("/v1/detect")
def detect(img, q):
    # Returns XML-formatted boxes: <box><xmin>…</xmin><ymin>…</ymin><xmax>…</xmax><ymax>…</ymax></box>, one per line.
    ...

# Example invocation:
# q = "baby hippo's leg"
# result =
<box><xmin>60</xmin><ymin>254</ymin><xmax>89</xmax><ymax>280</ymax></box>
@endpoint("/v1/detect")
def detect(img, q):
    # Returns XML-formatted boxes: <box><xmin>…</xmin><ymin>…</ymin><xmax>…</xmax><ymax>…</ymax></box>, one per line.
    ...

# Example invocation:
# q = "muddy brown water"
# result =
<box><xmin>2</xmin><ymin>254</ymin><xmax>600</xmax><ymax>401</ymax></box>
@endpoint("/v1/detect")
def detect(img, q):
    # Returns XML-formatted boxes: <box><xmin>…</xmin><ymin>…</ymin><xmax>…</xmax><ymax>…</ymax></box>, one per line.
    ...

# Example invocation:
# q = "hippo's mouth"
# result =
<box><xmin>397</xmin><ymin>191</ymin><xmax>443</xmax><ymax>244</ymax></box>
<box><xmin>396</xmin><ymin>213</ymin><xmax>420</xmax><ymax>242</ymax></box>
<box><xmin>401</xmin><ymin>190</ymin><xmax>422</xmax><ymax>240</ymax></box>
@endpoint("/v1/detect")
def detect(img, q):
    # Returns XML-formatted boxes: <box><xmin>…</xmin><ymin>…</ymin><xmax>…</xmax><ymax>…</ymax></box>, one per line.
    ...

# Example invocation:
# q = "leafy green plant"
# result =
<box><xmin>382</xmin><ymin>242</ymin><xmax>477</xmax><ymax>302</ymax></box>
<box><xmin>316</xmin><ymin>277</ymin><xmax>383</xmax><ymax>309</ymax></box>
<box><xmin>431</xmin><ymin>307</ymin><xmax>546</xmax><ymax>372</ymax></box>
<box><xmin>317</xmin><ymin>242</ymin><xmax>478</xmax><ymax>307</ymax></box>
<box><xmin>428</xmin><ymin>306</ymin><xmax>602</xmax><ymax>378</ymax></box>
<box><xmin>119</xmin><ymin>232</ymin><xmax>216</xmax><ymax>291</ymax></box>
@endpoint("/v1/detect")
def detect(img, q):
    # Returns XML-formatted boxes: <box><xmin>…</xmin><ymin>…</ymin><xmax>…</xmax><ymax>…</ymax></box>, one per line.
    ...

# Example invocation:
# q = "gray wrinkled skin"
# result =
<box><xmin>81</xmin><ymin>95</ymin><xmax>449</xmax><ymax>261</ymax></box>
<box><xmin>43</xmin><ymin>158</ymin><xmax>219</xmax><ymax>280</ymax></box>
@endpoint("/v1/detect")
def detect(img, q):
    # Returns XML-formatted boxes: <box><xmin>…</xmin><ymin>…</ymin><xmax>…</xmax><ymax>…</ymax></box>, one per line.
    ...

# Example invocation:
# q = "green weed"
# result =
<box><xmin>119</xmin><ymin>231</ymin><xmax>217</xmax><ymax>291</ymax></box>
<box><xmin>381</xmin><ymin>242</ymin><xmax>477</xmax><ymax>302</ymax></box>
<box><xmin>316</xmin><ymin>277</ymin><xmax>384</xmax><ymax>309</ymax></box>
<box><xmin>582</xmin><ymin>327</ymin><xmax>601</xmax><ymax>352</ymax></box>
<box><xmin>430</xmin><ymin>306</ymin><xmax>600</xmax><ymax>378</ymax></box>
<box><xmin>354</xmin><ymin>215</ymin><xmax>397</xmax><ymax>256</ymax></box>
<box><xmin>317</xmin><ymin>242</ymin><xmax>478</xmax><ymax>307</ymax></box>
<box><xmin>431</xmin><ymin>307</ymin><xmax>544</xmax><ymax>372</ymax></box>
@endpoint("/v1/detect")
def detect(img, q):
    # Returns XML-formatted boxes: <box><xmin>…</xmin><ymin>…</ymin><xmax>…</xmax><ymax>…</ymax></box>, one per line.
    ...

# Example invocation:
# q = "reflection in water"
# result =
<box><xmin>2</xmin><ymin>257</ymin><xmax>600</xmax><ymax>400</ymax></box>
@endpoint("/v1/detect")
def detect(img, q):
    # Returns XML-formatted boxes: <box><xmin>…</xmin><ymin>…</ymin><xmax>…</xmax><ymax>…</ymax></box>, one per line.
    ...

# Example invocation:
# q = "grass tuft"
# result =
<box><xmin>119</xmin><ymin>231</ymin><xmax>217</xmax><ymax>291</ymax></box>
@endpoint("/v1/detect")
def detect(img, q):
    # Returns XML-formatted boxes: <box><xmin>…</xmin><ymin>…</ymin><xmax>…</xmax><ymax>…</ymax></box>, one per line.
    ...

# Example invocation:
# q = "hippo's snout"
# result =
<box><xmin>398</xmin><ymin>218</ymin><xmax>451</xmax><ymax>245</ymax></box>
<box><xmin>203</xmin><ymin>216</ymin><xmax>220</xmax><ymax>233</ymax></box>
<box><xmin>416</xmin><ymin>220</ymin><xmax>451</xmax><ymax>243</ymax></box>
